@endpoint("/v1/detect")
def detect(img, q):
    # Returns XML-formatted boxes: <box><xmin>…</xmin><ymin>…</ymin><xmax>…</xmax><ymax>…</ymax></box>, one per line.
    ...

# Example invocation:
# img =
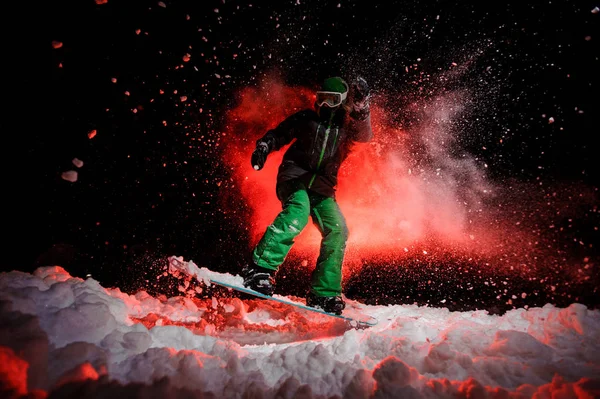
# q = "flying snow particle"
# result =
<box><xmin>88</xmin><ymin>130</ymin><xmax>97</xmax><ymax>139</ymax></box>
<box><xmin>72</xmin><ymin>158</ymin><xmax>84</xmax><ymax>168</ymax></box>
<box><xmin>158</xmin><ymin>1</ymin><xmax>166</xmax><ymax>8</ymax></box>
<box><xmin>548</xmin><ymin>117</ymin><xmax>555</xmax><ymax>124</ymax></box>
<box><xmin>180</xmin><ymin>96</ymin><xmax>188</xmax><ymax>102</ymax></box>
<box><xmin>52</xmin><ymin>41</ymin><xmax>63</xmax><ymax>49</ymax></box>
<box><xmin>111</xmin><ymin>77</ymin><xmax>117</xmax><ymax>83</ymax></box>
<box><xmin>584</xmin><ymin>36</ymin><xmax>592</xmax><ymax>41</ymax></box>
<box><xmin>61</xmin><ymin>171</ymin><xmax>78</xmax><ymax>182</ymax></box>
<box><xmin>592</xmin><ymin>7</ymin><xmax>599</xmax><ymax>13</ymax></box>
<box><xmin>95</xmin><ymin>0</ymin><xmax>108</xmax><ymax>4</ymax></box>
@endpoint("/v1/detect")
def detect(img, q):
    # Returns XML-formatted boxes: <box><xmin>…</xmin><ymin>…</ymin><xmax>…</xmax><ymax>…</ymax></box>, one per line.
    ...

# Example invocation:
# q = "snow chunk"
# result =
<box><xmin>61</xmin><ymin>171</ymin><xmax>78</xmax><ymax>182</ymax></box>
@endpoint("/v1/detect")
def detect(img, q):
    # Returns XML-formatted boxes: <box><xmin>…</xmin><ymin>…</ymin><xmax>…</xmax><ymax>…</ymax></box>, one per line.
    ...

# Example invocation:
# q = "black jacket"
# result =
<box><xmin>257</xmin><ymin>107</ymin><xmax>373</xmax><ymax>199</ymax></box>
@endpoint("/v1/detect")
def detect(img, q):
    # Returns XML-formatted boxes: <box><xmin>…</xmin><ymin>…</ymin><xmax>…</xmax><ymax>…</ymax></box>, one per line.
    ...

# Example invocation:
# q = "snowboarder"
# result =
<box><xmin>243</xmin><ymin>76</ymin><xmax>373</xmax><ymax>315</ymax></box>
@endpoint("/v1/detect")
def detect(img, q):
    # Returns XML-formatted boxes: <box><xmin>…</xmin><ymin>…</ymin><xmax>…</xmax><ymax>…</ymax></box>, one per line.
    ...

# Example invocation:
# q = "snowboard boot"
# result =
<box><xmin>241</xmin><ymin>264</ymin><xmax>276</xmax><ymax>296</ymax></box>
<box><xmin>306</xmin><ymin>292</ymin><xmax>345</xmax><ymax>315</ymax></box>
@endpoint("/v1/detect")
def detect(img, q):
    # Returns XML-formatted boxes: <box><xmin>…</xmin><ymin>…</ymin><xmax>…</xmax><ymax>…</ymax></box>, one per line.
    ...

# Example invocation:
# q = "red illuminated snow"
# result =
<box><xmin>0</xmin><ymin>266</ymin><xmax>598</xmax><ymax>398</ymax></box>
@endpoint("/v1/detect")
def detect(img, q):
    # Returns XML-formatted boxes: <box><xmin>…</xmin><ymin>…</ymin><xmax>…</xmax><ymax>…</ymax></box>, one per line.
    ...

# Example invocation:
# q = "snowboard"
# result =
<box><xmin>168</xmin><ymin>256</ymin><xmax>378</xmax><ymax>328</ymax></box>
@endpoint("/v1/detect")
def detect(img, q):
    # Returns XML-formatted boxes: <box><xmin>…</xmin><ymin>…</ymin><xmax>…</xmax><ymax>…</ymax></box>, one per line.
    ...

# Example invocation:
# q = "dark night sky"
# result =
<box><xmin>6</xmin><ymin>0</ymin><xmax>599</xmax><ymax>313</ymax></box>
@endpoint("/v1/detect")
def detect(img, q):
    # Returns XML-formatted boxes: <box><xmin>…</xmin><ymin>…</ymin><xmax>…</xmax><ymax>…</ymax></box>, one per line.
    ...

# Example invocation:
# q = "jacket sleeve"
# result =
<box><xmin>346</xmin><ymin>107</ymin><xmax>373</xmax><ymax>143</ymax></box>
<box><xmin>256</xmin><ymin>111</ymin><xmax>305</xmax><ymax>152</ymax></box>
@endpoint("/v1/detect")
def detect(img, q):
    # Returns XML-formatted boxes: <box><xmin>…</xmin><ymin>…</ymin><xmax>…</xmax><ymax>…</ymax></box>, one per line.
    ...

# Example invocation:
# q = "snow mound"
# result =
<box><xmin>1</xmin><ymin>266</ymin><xmax>599</xmax><ymax>398</ymax></box>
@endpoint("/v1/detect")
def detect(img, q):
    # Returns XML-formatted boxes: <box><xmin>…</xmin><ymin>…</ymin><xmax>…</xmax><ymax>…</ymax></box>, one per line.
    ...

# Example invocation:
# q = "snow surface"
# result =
<box><xmin>1</xmin><ymin>264</ymin><xmax>599</xmax><ymax>398</ymax></box>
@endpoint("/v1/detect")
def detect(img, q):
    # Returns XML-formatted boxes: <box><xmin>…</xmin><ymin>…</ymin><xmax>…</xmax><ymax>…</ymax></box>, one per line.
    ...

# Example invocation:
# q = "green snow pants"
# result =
<box><xmin>252</xmin><ymin>180</ymin><xmax>349</xmax><ymax>297</ymax></box>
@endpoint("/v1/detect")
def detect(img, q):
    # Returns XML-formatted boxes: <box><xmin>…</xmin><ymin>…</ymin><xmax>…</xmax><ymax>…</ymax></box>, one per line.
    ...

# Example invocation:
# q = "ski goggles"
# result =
<box><xmin>315</xmin><ymin>91</ymin><xmax>347</xmax><ymax>108</ymax></box>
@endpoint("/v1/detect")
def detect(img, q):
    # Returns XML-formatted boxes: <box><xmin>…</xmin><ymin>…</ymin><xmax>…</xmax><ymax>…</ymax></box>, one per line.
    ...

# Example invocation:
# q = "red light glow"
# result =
<box><xmin>220</xmin><ymin>78</ymin><xmax>515</xmax><ymax>269</ymax></box>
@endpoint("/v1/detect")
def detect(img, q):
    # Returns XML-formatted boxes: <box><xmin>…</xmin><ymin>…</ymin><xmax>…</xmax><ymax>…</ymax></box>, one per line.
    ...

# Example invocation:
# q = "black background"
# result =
<box><xmin>5</xmin><ymin>0</ymin><xmax>599</xmax><ymax>314</ymax></box>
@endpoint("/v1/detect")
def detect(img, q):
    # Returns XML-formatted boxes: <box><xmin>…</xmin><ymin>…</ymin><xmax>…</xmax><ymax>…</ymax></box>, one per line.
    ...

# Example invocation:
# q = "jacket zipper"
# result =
<box><xmin>308</xmin><ymin>116</ymin><xmax>334</xmax><ymax>189</ymax></box>
<box><xmin>330</xmin><ymin>128</ymin><xmax>339</xmax><ymax>157</ymax></box>
<box><xmin>310</xmin><ymin>123</ymin><xmax>321</xmax><ymax>159</ymax></box>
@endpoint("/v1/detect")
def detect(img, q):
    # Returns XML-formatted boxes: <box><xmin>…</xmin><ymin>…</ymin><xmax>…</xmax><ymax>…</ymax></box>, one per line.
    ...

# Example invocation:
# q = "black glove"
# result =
<box><xmin>351</xmin><ymin>77</ymin><xmax>370</xmax><ymax>111</ymax></box>
<box><xmin>251</xmin><ymin>142</ymin><xmax>269</xmax><ymax>170</ymax></box>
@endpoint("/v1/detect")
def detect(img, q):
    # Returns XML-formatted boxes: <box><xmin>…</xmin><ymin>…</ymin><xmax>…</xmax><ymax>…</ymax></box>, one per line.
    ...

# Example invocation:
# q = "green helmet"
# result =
<box><xmin>321</xmin><ymin>77</ymin><xmax>348</xmax><ymax>94</ymax></box>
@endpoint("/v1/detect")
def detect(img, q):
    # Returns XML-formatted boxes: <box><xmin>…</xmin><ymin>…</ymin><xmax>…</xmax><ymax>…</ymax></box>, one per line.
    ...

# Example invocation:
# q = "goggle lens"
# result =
<box><xmin>316</xmin><ymin>91</ymin><xmax>343</xmax><ymax>107</ymax></box>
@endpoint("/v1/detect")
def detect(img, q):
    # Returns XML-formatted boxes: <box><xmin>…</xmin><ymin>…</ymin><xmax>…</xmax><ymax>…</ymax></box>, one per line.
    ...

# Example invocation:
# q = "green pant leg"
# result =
<box><xmin>252</xmin><ymin>184</ymin><xmax>311</xmax><ymax>271</ymax></box>
<box><xmin>309</xmin><ymin>194</ymin><xmax>349</xmax><ymax>297</ymax></box>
